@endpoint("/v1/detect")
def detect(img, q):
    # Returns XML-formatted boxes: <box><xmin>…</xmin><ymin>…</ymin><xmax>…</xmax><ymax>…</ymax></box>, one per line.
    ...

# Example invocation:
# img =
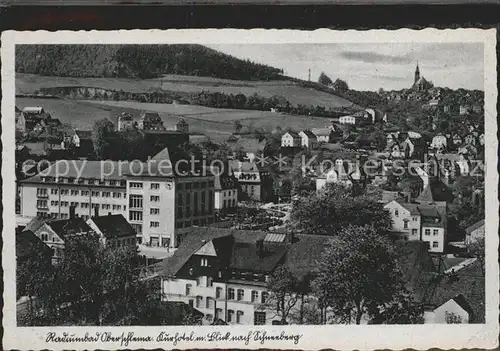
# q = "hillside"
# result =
<box><xmin>15</xmin><ymin>44</ymin><xmax>284</xmax><ymax>80</ymax></box>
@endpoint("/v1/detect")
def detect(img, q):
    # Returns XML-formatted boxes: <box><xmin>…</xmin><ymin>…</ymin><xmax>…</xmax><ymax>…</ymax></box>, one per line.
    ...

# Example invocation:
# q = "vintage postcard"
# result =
<box><xmin>2</xmin><ymin>29</ymin><xmax>498</xmax><ymax>350</ymax></box>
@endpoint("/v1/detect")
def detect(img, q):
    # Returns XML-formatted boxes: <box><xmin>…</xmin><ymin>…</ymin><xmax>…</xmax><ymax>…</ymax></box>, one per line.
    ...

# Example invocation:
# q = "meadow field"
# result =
<box><xmin>16</xmin><ymin>73</ymin><xmax>356</xmax><ymax>110</ymax></box>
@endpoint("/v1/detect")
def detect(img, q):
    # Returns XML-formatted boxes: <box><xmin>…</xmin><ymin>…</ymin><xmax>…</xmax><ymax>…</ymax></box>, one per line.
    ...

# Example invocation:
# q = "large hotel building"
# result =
<box><xmin>18</xmin><ymin>151</ymin><xmax>215</xmax><ymax>248</ymax></box>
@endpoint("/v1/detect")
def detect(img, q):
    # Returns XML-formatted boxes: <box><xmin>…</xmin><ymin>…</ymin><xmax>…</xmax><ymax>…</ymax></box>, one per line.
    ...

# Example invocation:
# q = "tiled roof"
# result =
<box><xmin>47</xmin><ymin>218</ymin><xmax>92</xmax><ymax>240</ymax></box>
<box><xmin>311</xmin><ymin>128</ymin><xmax>331</xmax><ymax>137</ymax></box>
<box><xmin>465</xmin><ymin>219</ymin><xmax>485</xmax><ymax>234</ymax></box>
<box><xmin>16</xmin><ymin>230</ymin><xmax>53</xmax><ymax>260</ymax></box>
<box><xmin>141</xmin><ymin>112</ymin><xmax>162</xmax><ymax>122</ymax></box>
<box><xmin>230</xmin><ymin>241</ymin><xmax>286</xmax><ymax>272</ymax></box>
<box><xmin>300</xmin><ymin>130</ymin><xmax>317</xmax><ymax>139</ymax></box>
<box><xmin>89</xmin><ymin>214</ymin><xmax>136</xmax><ymax>239</ymax></box>
<box><xmin>20</xmin><ymin>160</ymin><xmax>130</xmax><ymax>183</ymax></box>
<box><xmin>284</xmin><ymin>131</ymin><xmax>300</xmax><ymax>138</ymax></box>
<box><xmin>414</xmin><ymin>261</ymin><xmax>484</xmax><ymax>323</ymax></box>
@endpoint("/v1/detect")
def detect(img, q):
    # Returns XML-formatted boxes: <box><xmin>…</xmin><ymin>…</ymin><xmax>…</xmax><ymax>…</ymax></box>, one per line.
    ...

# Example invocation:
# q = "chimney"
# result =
<box><xmin>94</xmin><ymin>205</ymin><xmax>99</xmax><ymax>218</ymax></box>
<box><xmin>256</xmin><ymin>239</ymin><xmax>264</xmax><ymax>258</ymax></box>
<box><xmin>69</xmin><ymin>205</ymin><xmax>76</xmax><ymax>219</ymax></box>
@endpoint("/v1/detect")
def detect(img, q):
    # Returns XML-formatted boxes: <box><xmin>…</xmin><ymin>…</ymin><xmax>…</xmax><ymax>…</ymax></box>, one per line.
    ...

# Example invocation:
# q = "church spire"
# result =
<box><xmin>414</xmin><ymin>61</ymin><xmax>420</xmax><ymax>84</ymax></box>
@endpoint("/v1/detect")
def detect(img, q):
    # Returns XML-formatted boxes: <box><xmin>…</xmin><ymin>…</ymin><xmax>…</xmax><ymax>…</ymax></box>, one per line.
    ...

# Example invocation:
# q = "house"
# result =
<box><xmin>384</xmin><ymin>191</ymin><xmax>448</xmax><ymax>253</ymax></box>
<box><xmin>281</xmin><ymin>131</ymin><xmax>301</xmax><ymax>148</ymax></box>
<box><xmin>161</xmin><ymin>227</ymin><xmax>327</xmax><ymax>325</ymax></box>
<box><xmin>26</xmin><ymin>215</ymin><xmax>93</xmax><ymax>263</ymax></box>
<box><xmin>464</xmin><ymin>219</ymin><xmax>485</xmax><ymax>245</ymax></box>
<box><xmin>416</xmin><ymin>261</ymin><xmax>485</xmax><ymax>323</ymax></box>
<box><xmin>16</xmin><ymin>229</ymin><xmax>53</xmax><ymax>267</ymax></box>
<box><xmin>209</xmin><ymin>165</ymin><xmax>238</xmax><ymax>211</ymax></box>
<box><xmin>117</xmin><ymin>112</ymin><xmax>135</xmax><ymax>131</ymax></box>
<box><xmin>138</xmin><ymin>112</ymin><xmax>165</xmax><ymax>131</ymax></box>
<box><xmin>298</xmin><ymin>130</ymin><xmax>318</xmax><ymax>149</ymax></box>
<box><xmin>430</xmin><ymin>135</ymin><xmax>447</xmax><ymax>152</ymax></box>
<box><xmin>387</xmin><ymin>132</ymin><xmax>426</xmax><ymax>160</ymax></box>
<box><xmin>86</xmin><ymin>214</ymin><xmax>137</xmax><ymax>248</ymax></box>
<box><xmin>472</xmin><ymin>105</ymin><xmax>483</xmax><ymax>114</ymax></box>
<box><xmin>338</xmin><ymin>115</ymin><xmax>357</xmax><ymax>125</ymax></box>
<box><xmin>316</xmin><ymin>160</ymin><xmax>363</xmax><ymax>191</ymax></box>
<box><xmin>312</xmin><ymin>124</ymin><xmax>343</xmax><ymax>143</ymax></box>
<box><xmin>229</xmin><ymin>161</ymin><xmax>272</xmax><ymax>202</ymax></box>
<box><xmin>15</xmin><ymin>107</ymin><xmax>26</xmax><ymax>134</ymax></box>
<box><xmin>21</xmin><ymin>107</ymin><xmax>52</xmax><ymax>133</ymax></box>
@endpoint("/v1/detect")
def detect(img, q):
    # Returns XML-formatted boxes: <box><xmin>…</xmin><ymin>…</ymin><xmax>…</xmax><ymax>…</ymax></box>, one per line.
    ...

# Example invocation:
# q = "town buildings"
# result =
<box><xmin>311</xmin><ymin>122</ymin><xmax>343</xmax><ymax>143</ymax></box>
<box><xmin>18</xmin><ymin>147</ymin><xmax>216</xmax><ymax>249</ymax></box>
<box><xmin>211</xmin><ymin>165</ymin><xmax>238</xmax><ymax>211</ymax></box>
<box><xmin>298</xmin><ymin>130</ymin><xmax>318</xmax><ymax>149</ymax></box>
<box><xmin>139</xmin><ymin>112</ymin><xmax>165</xmax><ymax>131</ymax></box>
<box><xmin>464</xmin><ymin>219</ymin><xmax>485</xmax><ymax>246</ymax></box>
<box><xmin>87</xmin><ymin>214</ymin><xmax>138</xmax><ymax>248</ymax></box>
<box><xmin>230</xmin><ymin>160</ymin><xmax>273</xmax><ymax>202</ymax></box>
<box><xmin>281</xmin><ymin>131</ymin><xmax>301</xmax><ymax>148</ymax></box>
<box><xmin>161</xmin><ymin>227</ymin><xmax>325</xmax><ymax>325</ymax></box>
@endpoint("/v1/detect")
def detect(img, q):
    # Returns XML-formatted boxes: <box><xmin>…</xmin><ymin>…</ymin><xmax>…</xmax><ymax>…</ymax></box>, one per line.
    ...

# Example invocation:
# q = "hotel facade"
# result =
<box><xmin>18</xmin><ymin>158</ymin><xmax>215</xmax><ymax>248</ymax></box>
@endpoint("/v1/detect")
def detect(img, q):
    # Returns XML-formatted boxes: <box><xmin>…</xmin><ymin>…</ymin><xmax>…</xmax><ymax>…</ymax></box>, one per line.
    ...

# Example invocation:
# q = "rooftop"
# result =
<box><xmin>89</xmin><ymin>214</ymin><xmax>136</xmax><ymax>239</ymax></box>
<box><xmin>16</xmin><ymin>229</ymin><xmax>53</xmax><ymax>260</ymax></box>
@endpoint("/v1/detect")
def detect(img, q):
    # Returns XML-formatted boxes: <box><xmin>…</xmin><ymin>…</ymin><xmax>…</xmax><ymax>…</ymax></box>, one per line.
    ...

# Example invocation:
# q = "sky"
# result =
<box><xmin>207</xmin><ymin>43</ymin><xmax>484</xmax><ymax>91</ymax></box>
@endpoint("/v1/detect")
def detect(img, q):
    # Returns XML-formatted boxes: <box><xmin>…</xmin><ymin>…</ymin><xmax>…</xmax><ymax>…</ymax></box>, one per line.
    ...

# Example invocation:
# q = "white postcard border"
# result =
<box><xmin>2</xmin><ymin>28</ymin><xmax>498</xmax><ymax>350</ymax></box>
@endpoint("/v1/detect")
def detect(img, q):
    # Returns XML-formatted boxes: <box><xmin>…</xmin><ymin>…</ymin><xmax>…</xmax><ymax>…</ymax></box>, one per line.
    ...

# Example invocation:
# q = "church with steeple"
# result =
<box><xmin>412</xmin><ymin>62</ymin><xmax>433</xmax><ymax>91</ymax></box>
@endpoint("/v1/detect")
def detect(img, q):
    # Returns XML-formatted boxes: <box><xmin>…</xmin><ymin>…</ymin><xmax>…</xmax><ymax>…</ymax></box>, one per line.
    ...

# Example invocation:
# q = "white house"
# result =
<box><xmin>464</xmin><ymin>219</ymin><xmax>485</xmax><ymax>245</ymax></box>
<box><xmin>338</xmin><ymin>115</ymin><xmax>357</xmax><ymax>125</ymax></box>
<box><xmin>86</xmin><ymin>214</ymin><xmax>137</xmax><ymax>248</ymax></box>
<box><xmin>316</xmin><ymin>160</ymin><xmax>362</xmax><ymax>191</ymax></box>
<box><xmin>298</xmin><ymin>130</ymin><xmax>318</xmax><ymax>148</ymax></box>
<box><xmin>281</xmin><ymin>131</ymin><xmax>301</xmax><ymax>148</ymax></box>
<box><xmin>429</xmin><ymin>295</ymin><xmax>473</xmax><ymax>324</ymax></box>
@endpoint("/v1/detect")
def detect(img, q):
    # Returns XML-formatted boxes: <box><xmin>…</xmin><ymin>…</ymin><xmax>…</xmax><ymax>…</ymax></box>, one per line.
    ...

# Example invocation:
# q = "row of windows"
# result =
<box><xmin>48</xmin><ymin>201</ymin><xmax>126</xmax><ymax>211</ymax></box>
<box><xmin>47</xmin><ymin>188</ymin><xmax>125</xmax><ymax>198</ymax></box>
<box><xmin>36</xmin><ymin>200</ymin><xmax>48</xmax><ymax>208</ymax></box>
<box><xmin>41</xmin><ymin>178</ymin><xmax>124</xmax><ymax>187</ymax></box>
<box><xmin>222</xmin><ymin>199</ymin><xmax>237</xmax><ymax>208</ymax></box>
<box><xmin>222</xmin><ymin>190</ymin><xmax>237</xmax><ymax>197</ymax></box>
<box><xmin>424</xmin><ymin>229</ymin><xmax>440</xmax><ymax>236</ymax></box>
<box><xmin>185</xmin><ymin>285</ymin><xmax>268</xmax><ymax>304</ymax></box>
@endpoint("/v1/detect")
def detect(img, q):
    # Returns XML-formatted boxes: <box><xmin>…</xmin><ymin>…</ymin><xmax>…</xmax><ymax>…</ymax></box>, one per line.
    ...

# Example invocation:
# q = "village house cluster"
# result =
<box><xmin>16</xmin><ymin>63</ymin><xmax>485</xmax><ymax>326</ymax></box>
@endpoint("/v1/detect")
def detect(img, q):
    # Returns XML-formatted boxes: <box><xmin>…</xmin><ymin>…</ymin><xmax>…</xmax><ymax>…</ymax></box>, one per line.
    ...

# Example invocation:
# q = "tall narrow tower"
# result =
<box><xmin>414</xmin><ymin>62</ymin><xmax>420</xmax><ymax>85</ymax></box>
<box><xmin>308</xmin><ymin>69</ymin><xmax>311</xmax><ymax>82</ymax></box>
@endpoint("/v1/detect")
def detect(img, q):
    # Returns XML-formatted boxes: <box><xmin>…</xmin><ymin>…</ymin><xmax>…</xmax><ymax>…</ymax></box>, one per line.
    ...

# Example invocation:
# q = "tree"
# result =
<box><xmin>445</xmin><ymin>311</ymin><xmax>463</xmax><ymax>324</ymax></box>
<box><xmin>92</xmin><ymin>118</ymin><xmax>116</xmax><ymax>160</ymax></box>
<box><xmin>318</xmin><ymin>72</ymin><xmax>333</xmax><ymax>86</ymax></box>
<box><xmin>467</xmin><ymin>237</ymin><xmax>485</xmax><ymax>275</ymax></box>
<box><xmin>291</xmin><ymin>183</ymin><xmax>392</xmax><ymax>236</ymax></box>
<box><xmin>332</xmin><ymin>79</ymin><xmax>349</xmax><ymax>93</ymax></box>
<box><xmin>312</xmin><ymin>225</ymin><xmax>418</xmax><ymax>324</ymax></box>
<box><xmin>264</xmin><ymin>265</ymin><xmax>299</xmax><ymax>324</ymax></box>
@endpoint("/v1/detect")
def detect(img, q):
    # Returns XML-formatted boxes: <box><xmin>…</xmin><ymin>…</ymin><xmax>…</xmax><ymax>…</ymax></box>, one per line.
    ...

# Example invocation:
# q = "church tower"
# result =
<box><xmin>414</xmin><ymin>62</ymin><xmax>420</xmax><ymax>85</ymax></box>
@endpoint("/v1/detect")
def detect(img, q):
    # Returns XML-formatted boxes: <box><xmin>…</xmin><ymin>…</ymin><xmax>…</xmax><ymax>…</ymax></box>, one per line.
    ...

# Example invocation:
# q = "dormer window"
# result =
<box><xmin>200</xmin><ymin>257</ymin><xmax>208</xmax><ymax>267</ymax></box>
<box><xmin>395</xmin><ymin>210</ymin><xmax>399</xmax><ymax>217</ymax></box>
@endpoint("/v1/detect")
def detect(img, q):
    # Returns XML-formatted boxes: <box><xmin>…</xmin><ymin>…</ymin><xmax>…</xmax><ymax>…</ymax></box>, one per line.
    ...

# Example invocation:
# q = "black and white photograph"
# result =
<box><xmin>2</xmin><ymin>29</ymin><xmax>498</xmax><ymax>350</ymax></box>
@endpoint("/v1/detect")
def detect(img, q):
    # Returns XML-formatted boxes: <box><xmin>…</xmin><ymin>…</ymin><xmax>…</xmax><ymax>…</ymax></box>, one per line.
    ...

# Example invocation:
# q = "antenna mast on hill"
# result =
<box><xmin>308</xmin><ymin>69</ymin><xmax>311</xmax><ymax>82</ymax></box>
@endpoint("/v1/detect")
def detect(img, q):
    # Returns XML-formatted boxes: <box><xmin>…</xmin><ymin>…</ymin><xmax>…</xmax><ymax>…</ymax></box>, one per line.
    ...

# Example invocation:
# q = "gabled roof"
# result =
<box><xmin>300</xmin><ymin>130</ymin><xmax>317</xmax><ymax>139</ymax></box>
<box><xmin>283</xmin><ymin>131</ymin><xmax>300</xmax><ymax>138</ymax></box>
<box><xmin>89</xmin><ymin>214</ymin><xmax>136</xmax><ymax>239</ymax></box>
<box><xmin>311</xmin><ymin>128</ymin><xmax>332</xmax><ymax>137</ymax></box>
<box><xmin>465</xmin><ymin>219</ymin><xmax>485</xmax><ymax>234</ymax></box>
<box><xmin>25</xmin><ymin>217</ymin><xmax>49</xmax><ymax>233</ymax></box>
<box><xmin>22</xmin><ymin>106</ymin><xmax>45</xmax><ymax>114</ymax></box>
<box><xmin>230</xmin><ymin>241</ymin><xmax>287</xmax><ymax>272</ymax></box>
<box><xmin>416</xmin><ymin>184</ymin><xmax>435</xmax><ymax>203</ymax></box>
<box><xmin>46</xmin><ymin>218</ymin><xmax>92</xmax><ymax>240</ymax></box>
<box><xmin>16</xmin><ymin>230</ymin><xmax>53</xmax><ymax>260</ymax></box>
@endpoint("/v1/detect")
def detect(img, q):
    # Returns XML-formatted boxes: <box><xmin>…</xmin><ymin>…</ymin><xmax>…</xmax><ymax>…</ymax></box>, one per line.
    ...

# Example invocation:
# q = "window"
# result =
<box><xmin>207</xmin><ymin>276</ymin><xmax>213</xmax><ymax>287</ymax></box>
<box><xmin>237</xmin><ymin>311</ymin><xmax>244</xmax><ymax>324</ymax></box>
<box><xmin>41</xmin><ymin>233</ymin><xmax>48</xmax><ymax>241</ymax></box>
<box><xmin>216</xmin><ymin>287</ymin><xmax>223</xmax><ymax>299</ymax></box>
<box><xmin>196</xmin><ymin>296</ymin><xmax>203</xmax><ymax>308</ymax></box>
<box><xmin>37</xmin><ymin>200</ymin><xmax>48</xmax><ymax>208</ymax></box>
<box><xmin>261</xmin><ymin>292</ymin><xmax>268</xmax><ymax>304</ymax></box>
<box><xmin>51</xmin><ymin>189</ymin><xmax>58</xmax><ymax>195</ymax></box>
<box><xmin>185</xmin><ymin>284</ymin><xmax>192</xmax><ymax>295</ymax></box>
<box><xmin>150</xmin><ymin>221</ymin><xmax>160</xmax><ymax>228</ymax></box>
<box><xmin>425</xmin><ymin>229</ymin><xmax>431</xmax><ymax>236</ymax></box>
<box><xmin>237</xmin><ymin>289</ymin><xmax>244</xmax><ymax>301</ymax></box>
<box><xmin>412</xmin><ymin>229</ymin><xmax>418</xmax><ymax>236</ymax></box>
<box><xmin>129</xmin><ymin>182</ymin><xmax>143</xmax><ymax>188</ymax></box>
<box><xmin>433</xmin><ymin>229</ymin><xmax>439</xmax><ymax>236</ymax></box>
<box><xmin>215</xmin><ymin>308</ymin><xmax>223</xmax><ymax>320</ymax></box>
<box><xmin>151</xmin><ymin>183</ymin><xmax>160</xmax><ymax>190</ymax></box>
<box><xmin>193</xmin><ymin>193</ymin><xmax>199</xmax><ymax>216</ymax></box>
<box><xmin>413</xmin><ymin>217</ymin><xmax>418</xmax><ymax>221</ymax></box>
<box><xmin>129</xmin><ymin>211</ymin><xmax>143</xmax><ymax>222</ymax></box>
<box><xmin>71</xmin><ymin>190</ymin><xmax>79</xmax><ymax>196</ymax></box>
<box><xmin>394</xmin><ymin>210</ymin><xmax>399</xmax><ymax>217</ymax></box>
<box><xmin>150</xmin><ymin>195</ymin><xmax>160</xmax><ymax>202</ymax></box>
<box><xmin>403</xmin><ymin>221</ymin><xmax>408</xmax><ymax>229</ymax></box>
<box><xmin>102</xmin><ymin>191</ymin><xmax>110</xmax><ymax>198</ymax></box>
<box><xmin>206</xmin><ymin>297</ymin><xmax>214</xmax><ymax>309</ymax></box>
<box><xmin>254</xmin><ymin>312</ymin><xmax>266</xmax><ymax>325</ymax></box>
<box><xmin>432</xmin><ymin>241</ymin><xmax>439</xmax><ymax>248</ymax></box>
<box><xmin>228</xmin><ymin>288</ymin><xmax>235</xmax><ymax>300</ymax></box>
<box><xmin>81</xmin><ymin>190</ymin><xmax>89</xmax><ymax>196</ymax></box>
<box><xmin>129</xmin><ymin>195</ymin><xmax>143</xmax><ymax>209</ymax></box>
<box><xmin>92</xmin><ymin>191</ymin><xmax>99</xmax><ymax>197</ymax></box>
<box><xmin>150</xmin><ymin>208</ymin><xmax>160</xmax><ymax>215</ymax></box>
<box><xmin>251</xmin><ymin>291</ymin><xmax>259</xmax><ymax>303</ymax></box>
<box><xmin>201</xmin><ymin>257</ymin><xmax>208</xmax><ymax>267</ymax></box>
<box><xmin>228</xmin><ymin>310</ymin><xmax>234</xmax><ymax>323</ymax></box>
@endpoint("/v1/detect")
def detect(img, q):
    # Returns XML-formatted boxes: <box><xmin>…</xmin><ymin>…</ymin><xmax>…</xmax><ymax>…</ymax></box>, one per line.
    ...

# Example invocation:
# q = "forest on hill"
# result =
<box><xmin>15</xmin><ymin>44</ymin><xmax>285</xmax><ymax>81</ymax></box>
